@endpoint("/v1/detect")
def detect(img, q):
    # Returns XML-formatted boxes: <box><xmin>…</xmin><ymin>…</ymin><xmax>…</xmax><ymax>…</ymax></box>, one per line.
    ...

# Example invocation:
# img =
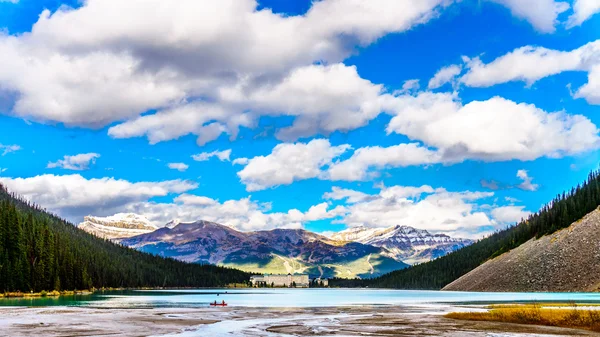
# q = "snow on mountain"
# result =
<box><xmin>78</xmin><ymin>213</ymin><xmax>158</xmax><ymax>240</ymax></box>
<box><xmin>332</xmin><ymin>225</ymin><xmax>473</xmax><ymax>265</ymax></box>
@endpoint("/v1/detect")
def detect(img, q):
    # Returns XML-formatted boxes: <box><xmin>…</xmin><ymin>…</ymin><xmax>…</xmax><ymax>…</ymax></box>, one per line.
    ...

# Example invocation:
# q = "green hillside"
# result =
<box><xmin>332</xmin><ymin>170</ymin><xmax>600</xmax><ymax>289</ymax></box>
<box><xmin>0</xmin><ymin>185</ymin><xmax>250</xmax><ymax>293</ymax></box>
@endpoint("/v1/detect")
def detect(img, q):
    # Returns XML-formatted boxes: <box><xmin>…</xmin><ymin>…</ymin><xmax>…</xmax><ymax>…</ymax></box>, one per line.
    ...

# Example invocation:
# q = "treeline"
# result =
<box><xmin>331</xmin><ymin>169</ymin><xmax>600</xmax><ymax>289</ymax></box>
<box><xmin>0</xmin><ymin>184</ymin><xmax>250</xmax><ymax>293</ymax></box>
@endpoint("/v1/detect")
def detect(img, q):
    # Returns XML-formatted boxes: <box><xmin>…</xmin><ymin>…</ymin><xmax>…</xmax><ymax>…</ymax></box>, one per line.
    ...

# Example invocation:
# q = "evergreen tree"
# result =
<box><xmin>0</xmin><ymin>184</ymin><xmax>250</xmax><ymax>292</ymax></box>
<box><xmin>331</xmin><ymin>169</ymin><xmax>600</xmax><ymax>289</ymax></box>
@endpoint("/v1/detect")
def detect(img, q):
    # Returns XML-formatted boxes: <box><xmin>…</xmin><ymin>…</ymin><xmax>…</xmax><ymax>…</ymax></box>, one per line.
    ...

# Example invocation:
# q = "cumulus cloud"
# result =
<box><xmin>47</xmin><ymin>153</ymin><xmax>100</xmax><ymax>171</ymax></box>
<box><xmin>0</xmin><ymin>144</ymin><xmax>20</xmax><ymax>156</ymax></box>
<box><xmin>191</xmin><ymin>149</ymin><xmax>232</xmax><ymax>162</ymax></box>
<box><xmin>428</xmin><ymin>64</ymin><xmax>462</xmax><ymax>89</ymax></box>
<box><xmin>231</xmin><ymin>89</ymin><xmax>598</xmax><ymax>184</ymax></box>
<box><xmin>108</xmin><ymin>63</ymin><xmax>393</xmax><ymax>144</ymax></box>
<box><xmin>491</xmin><ymin>205</ymin><xmax>532</xmax><ymax>224</ymax></box>
<box><xmin>0</xmin><ymin>173</ymin><xmax>346</xmax><ymax>231</ymax></box>
<box><xmin>0</xmin><ymin>174</ymin><xmax>197</xmax><ymax>221</ymax></box>
<box><xmin>0</xmin><ymin>0</ymin><xmax>571</xmax><ymax>146</ymax></box>
<box><xmin>167</xmin><ymin>162</ymin><xmax>189</xmax><ymax>172</ymax></box>
<box><xmin>324</xmin><ymin>185</ymin><xmax>497</xmax><ymax>238</ymax></box>
<box><xmin>516</xmin><ymin>169</ymin><xmax>539</xmax><ymax>191</ymax></box>
<box><xmin>489</xmin><ymin>0</ymin><xmax>569</xmax><ymax>33</ymax></box>
<box><xmin>386</xmin><ymin>92</ymin><xmax>599</xmax><ymax>162</ymax></box>
<box><xmin>323</xmin><ymin>92</ymin><xmax>599</xmax><ymax>182</ymax></box>
<box><xmin>129</xmin><ymin>195</ymin><xmax>345</xmax><ymax>231</ymax></box>
<box><xmin>322</xmin><ymin>187</ymin><xmax>374</xmax><ymax>204</ymax></box>
<box><xmin>232</xmin><ymin>157</ymin><xmax>249</xmax><ymax>165</ymax></box>
<box><xmin>0</xmin><ymin>0</ymin><xmax>452</xmax><ymax>144</ymax></box>
<box><xmin>394</xmin><ymin>79</ymin><xmax>420</xmax><ymax>95</ymax></box>
<box><xmin>567</xmin><ymin>0</ymin><xmax>600</xmax><ymax>28</ymax></box>
<box><xmin>237</xmin><ymin>139</ymin><xmax>351</xmax><ymax>191</ymax></box>
<box><xmin>327</xmin><ymin>143</ymin><xmax>442</xmax><ymax>181</ymax></box>
<box><xmin>460</xmin><ymin>40</ymin><xmax>600</xmax><ymax>104</ymax></box>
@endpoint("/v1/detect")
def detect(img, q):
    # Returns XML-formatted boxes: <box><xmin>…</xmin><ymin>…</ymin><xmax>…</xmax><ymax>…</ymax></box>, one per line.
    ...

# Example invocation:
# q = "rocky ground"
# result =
<box><xmin>0</xmin><ymin>305</ymin><xmax>597</xmax><ymax>336</ymax></box>
<box><xmin>444</xmin><ymin>208</ymin><xmax>600</xmax><ymax>292</ymax></box>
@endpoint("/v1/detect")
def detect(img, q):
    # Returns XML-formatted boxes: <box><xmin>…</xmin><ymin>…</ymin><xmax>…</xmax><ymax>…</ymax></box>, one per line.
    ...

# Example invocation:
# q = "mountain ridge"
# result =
<box><xmin>118</xmin><ymin>220</ymin><xmax>408</xmax><ymax>279</ymax></box>
<box><xmin>78</xmin><ymin>213</ymin><xmax>158</xmax><ymax>239</ymax></box>
<box><xmin>332</xmin><ymin>225</ymin><xmax>473</xmax><ymax>264</ymax></box>
<box><xmin>443</xmin><ymin>208</ymin><xmax>600</xmax><ymax>292</ymax></box>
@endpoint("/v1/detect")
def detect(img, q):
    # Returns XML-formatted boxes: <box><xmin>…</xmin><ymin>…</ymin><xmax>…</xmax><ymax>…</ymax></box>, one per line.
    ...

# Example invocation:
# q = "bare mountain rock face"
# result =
<box><xmin>78</xmin><ymin>213</ymin><xmax>158</xmax><ymax>240</ymax></box>
<box><xmin>444</xmin><ymin>208</ymin><xmax>600</xmax><ymax>292</ymax></box>
<box><xmin>332</xmin><ymin>225</ymin><xmax>473</xmax><ymax>265</ymax></box>
<box><xmin>119</xmin><ymin>221</ymin><xmax>408</xmax><ymax>279</ymax></box>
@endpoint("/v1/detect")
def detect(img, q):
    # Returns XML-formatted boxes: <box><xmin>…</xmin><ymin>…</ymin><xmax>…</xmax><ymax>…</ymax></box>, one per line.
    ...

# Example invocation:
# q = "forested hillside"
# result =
<box><xmin>0</xmin><ymin>184</ymin><xmax>250</xmax><ymax>293</ymax></box>
<box><xmin>332</xmin><ymin>170</ymin><xmax>600</xmax><ymax>289</ymax></box>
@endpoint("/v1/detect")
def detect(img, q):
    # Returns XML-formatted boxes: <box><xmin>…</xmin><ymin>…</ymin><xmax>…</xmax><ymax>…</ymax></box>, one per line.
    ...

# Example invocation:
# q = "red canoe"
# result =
<box><xmin>210</xmin><ymin>303</ymin><xmax>228</xmax><ymax>306</ymax></box>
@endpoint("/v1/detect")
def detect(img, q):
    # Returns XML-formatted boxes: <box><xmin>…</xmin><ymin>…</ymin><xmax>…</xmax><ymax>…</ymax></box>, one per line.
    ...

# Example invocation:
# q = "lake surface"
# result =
<box><xmin>3</xmin><ymin>289</ymin><xmax>600</xmax><ymax>308</ymax></box>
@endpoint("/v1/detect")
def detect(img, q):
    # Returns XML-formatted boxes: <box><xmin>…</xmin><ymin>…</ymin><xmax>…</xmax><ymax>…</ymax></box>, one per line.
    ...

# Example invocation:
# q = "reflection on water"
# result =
<box><xmin>3</xmin><ymin>288</ymin><xmax>600</xmax><ymax>308</ymax></box>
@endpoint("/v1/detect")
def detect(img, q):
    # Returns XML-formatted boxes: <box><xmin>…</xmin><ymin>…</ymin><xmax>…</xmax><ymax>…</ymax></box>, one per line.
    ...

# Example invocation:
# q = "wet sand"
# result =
<box><xmin>0</xmin><ymin>305</ymin><xmax>596</xmax><ymax>336</ymax></box>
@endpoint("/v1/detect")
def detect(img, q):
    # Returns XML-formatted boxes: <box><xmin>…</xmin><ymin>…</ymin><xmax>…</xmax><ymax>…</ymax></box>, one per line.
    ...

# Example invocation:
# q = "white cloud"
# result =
<box><xmin>386</xmin><ymin>92</ymin><xmax>599</xmax><ymax>162</ymax></box>
<box><xmin>237</xmin><ymin>139</ymin><xmax>350</xmax><ymax>191</ymax></box>
<box><xmin>0</xmin><ymin>144</ymin><xmax>20</xmax><ymax>156</ymax></box>
<box><xmin>191</xmin><ymin>149</ymin><xmax>232</xmax><ymax>162</ymax></box>
<box><xmin>567</xmin><ymin>0</ymin><xmax>600</xmax><ymax>28</ymax></box>
<box><xmin>428</xmin><ymin>64</ymin><xmax>462</xmax><ymax>89</ymax></box>
<box><xmin>460</xmin><ymin>40</ymin><xmax>600</xmax><ymax>105</ymax></box>
<box><xmin>131</xmin><ymin>195</ymin><xmax>344</xmax><ymax>232</ymax></box>
<box><xmin>232</xmin><ymin>157</ymin><xmax>249</xmax><ymax>165</ymax></box>
<box><xmin>326</xmin><ymin>185</ymin><xmax>496</xmax><ymax>238</ymax></box>
<box><xmin>327</xmin><ymin>143</ymin><xmax>442</xmax><ymax>181</ymax></box>
<box><xmin>47</xmin><ymin>153</ymin><xmax>100</xmax><ymax>171</ymax></box>
<box><xmin>0</xmin><ymin>174</ymin><xmax>197</xmax><ymax>221</ymax></box>
<box><xmin>491</xmin><ymin>205</ymin><xmax>531</xmax><ymax>223</ymax></box>
<box><xmin>322</xmin><ymin>187</ymin><xmax>374</xmax><ymax>204</ymax></box>
<box><xmin>489</xmin><ymin>0</ymin><xmax>570</xmax><ymax>33</ymax></box>
<box><xmin>575</xmin><ymin>65</ymin><xmax>600</xmax><ymax>105</ymax></box>
<box><xmin>0</xmin><ymin>173</ymin><xmax>345</xmax><ymax>231</ymax></box>
<box><xmin>231</xmin><ymin>89</ymin><xmax>598</xmax><ymax>184</ymax></box>
<box><xmin>0</xmin><ymin>0</ymin><xmax>450</xmax><ymax>143</ymax></box>
<box><xmin>516</xmin><ymin>169</ymin><xmax>539</xmax><ymax>191</ymax></box>
<box><xmin>393</xmin><ymin>79</ymin><xmax>420</xmax><ymax>95</ymax></box>
<box><xmin>0</xmin><ymin>0</ymin><xmax>591</xmax><ymax>147</ymax></box>
<box><xmin>0</xmin><ymin>0</ymin><xmax>19</xmax><ymax>3</ymax></box>
<box><xmin>167</xmin><ymin>162</ymin><xmax>189</xmax><ymax>172</ymax></box>
<box><xmin>109</xmin><ymin>63</ymin><xmax>393</xmax><ymax>144</ymax></box>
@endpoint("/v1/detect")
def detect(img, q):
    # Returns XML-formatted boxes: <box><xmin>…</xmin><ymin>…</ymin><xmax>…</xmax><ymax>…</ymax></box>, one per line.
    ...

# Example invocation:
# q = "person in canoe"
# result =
<box><xmin>210</xmin><ymin>300</ymin><xmax>227</xmax><ymax>306</ymax></box>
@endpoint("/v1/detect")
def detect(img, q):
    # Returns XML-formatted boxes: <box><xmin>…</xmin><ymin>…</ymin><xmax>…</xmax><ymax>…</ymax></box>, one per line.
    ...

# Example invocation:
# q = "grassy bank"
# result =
<box><xmin>1</xmin><ymin>290</ymin><xmax>94</xmax><ymax>298</ymax></box>
<box><xmin>446</xmin><ymin>303</ymin><xmax>600</xmax><ymax>332</ymax></box>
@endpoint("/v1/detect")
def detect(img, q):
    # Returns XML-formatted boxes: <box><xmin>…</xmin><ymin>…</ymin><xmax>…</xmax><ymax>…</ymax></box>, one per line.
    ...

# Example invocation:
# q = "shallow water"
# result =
<box><xmin>3</xmin><ymin>288</ymin><xmax>600</xmax><ymax>308</ymax></box>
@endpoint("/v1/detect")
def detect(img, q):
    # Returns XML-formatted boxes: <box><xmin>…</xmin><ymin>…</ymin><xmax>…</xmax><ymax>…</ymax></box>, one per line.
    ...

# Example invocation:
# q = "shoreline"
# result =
<box><xmin>1</xmin><ymin>304</ymin><xmax>598</xmax><ymax>336</ymax></box>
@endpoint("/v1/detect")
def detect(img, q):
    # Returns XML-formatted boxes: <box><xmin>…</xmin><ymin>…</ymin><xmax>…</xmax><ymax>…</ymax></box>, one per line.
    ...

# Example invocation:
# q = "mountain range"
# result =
<box><xmin>77</xmin><ymin>215</ymin><xmax>472</xmax><ymax>279</ymax></box>
<box><xmin>332</xmin><ymin>225</ymin><xmax>473</xmax><ymax>265</ymax></box>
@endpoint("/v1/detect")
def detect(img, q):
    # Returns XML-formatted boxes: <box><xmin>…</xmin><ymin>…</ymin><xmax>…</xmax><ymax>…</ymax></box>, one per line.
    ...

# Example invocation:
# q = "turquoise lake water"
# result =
<box><xmin>3</xmin><ymin>289</ymin><xmax>600</xmax><ymax>308</ymax></box>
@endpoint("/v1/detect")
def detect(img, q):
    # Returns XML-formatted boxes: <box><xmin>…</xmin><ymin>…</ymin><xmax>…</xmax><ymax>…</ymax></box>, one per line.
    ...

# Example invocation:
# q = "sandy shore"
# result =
<box><xmin>0</xmin><ymin>305</ymin><xmax>596</xmax><ymax>336</ymax></box>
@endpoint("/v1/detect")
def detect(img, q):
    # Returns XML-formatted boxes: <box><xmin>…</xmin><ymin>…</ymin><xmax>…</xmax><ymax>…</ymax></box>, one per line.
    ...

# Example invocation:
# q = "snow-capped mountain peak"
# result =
<box><xmin>331</xmin><ymin>225</ymin><xmax>473</xmax><ymax>265</ymax></box>
<box><xmin>78</xmin><ymin>213</ymin><xmax>157</xmax><ymax>240</ymax></box>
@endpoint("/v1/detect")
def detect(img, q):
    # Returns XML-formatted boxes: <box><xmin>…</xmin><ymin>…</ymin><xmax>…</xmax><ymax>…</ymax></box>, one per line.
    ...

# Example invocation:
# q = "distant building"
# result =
<box><xmin>250</xmin><ymin>273</ymin><xmax>309</xmax><ymax>288</ymax></box>
<box><xmin>316</xmin><ymin>278</ymin><xmax>329</xmax><ymax>287</ymax></box>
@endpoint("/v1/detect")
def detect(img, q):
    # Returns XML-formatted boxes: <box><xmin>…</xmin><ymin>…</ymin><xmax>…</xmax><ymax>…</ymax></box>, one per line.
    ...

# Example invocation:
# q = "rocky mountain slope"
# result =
<box><xmin>332</xmin><ymin>225</ymin><xmax>473</xmax><ymax>264</ymax></box>
<box><xmin>443</xmin><ymin>208</ymin><xmax>600</xmax><ymax>292</ymax></box>
<box><xmin>78</xmin><ymin>213</ymin><xmax>158</xmax><ymax>239</ymax></box>
<box><xmin>119</xmin><ymin>220</ymin><xmax>408</xmax><ymax>279</ymax></box>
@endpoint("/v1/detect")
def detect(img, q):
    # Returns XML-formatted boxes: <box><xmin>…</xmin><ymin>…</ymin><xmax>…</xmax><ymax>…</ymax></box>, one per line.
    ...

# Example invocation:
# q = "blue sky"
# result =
<box><xmin>0</xmin><ymin>0</ymin><xmax>599</xmax><ymax>238</ymax></box>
